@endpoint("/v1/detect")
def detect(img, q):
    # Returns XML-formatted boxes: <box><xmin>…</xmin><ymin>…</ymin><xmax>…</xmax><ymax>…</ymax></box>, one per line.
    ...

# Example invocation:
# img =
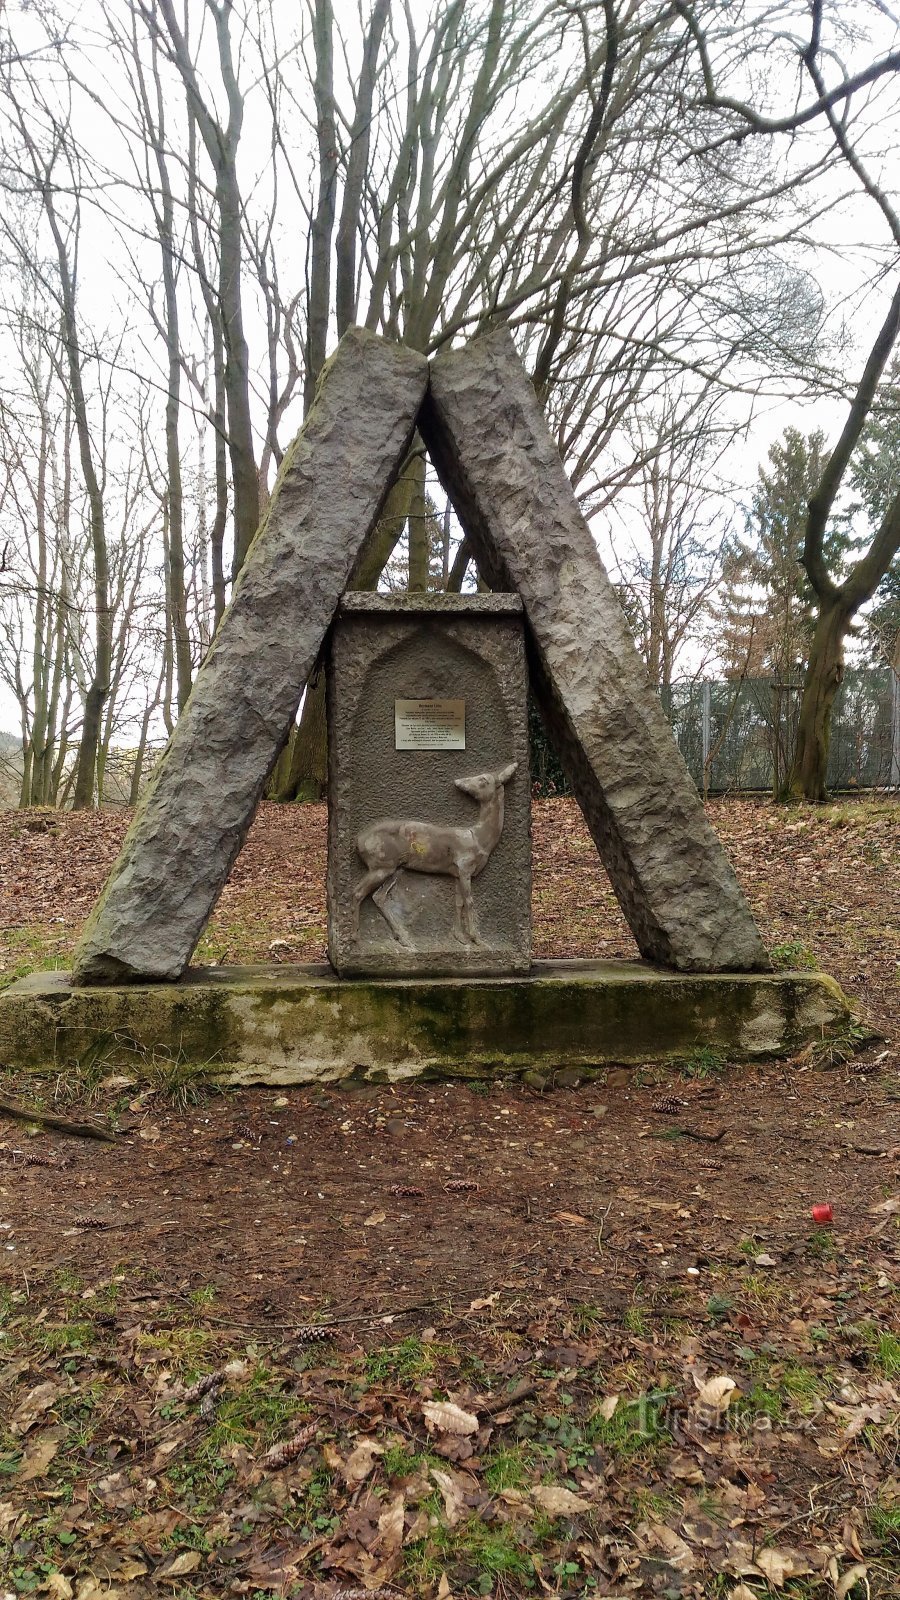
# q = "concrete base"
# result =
<box><xmin>0</xmin><ymin>962</ymin><xmax>851</xmax><ymax>1087</ymax></box>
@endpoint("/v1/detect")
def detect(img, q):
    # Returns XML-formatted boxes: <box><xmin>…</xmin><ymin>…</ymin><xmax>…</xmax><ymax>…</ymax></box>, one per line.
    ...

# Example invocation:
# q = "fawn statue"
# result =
<box><xmin>352</xmin><ymin>763</ymin><xmax>518</xmax><ymax>947</ymax></box>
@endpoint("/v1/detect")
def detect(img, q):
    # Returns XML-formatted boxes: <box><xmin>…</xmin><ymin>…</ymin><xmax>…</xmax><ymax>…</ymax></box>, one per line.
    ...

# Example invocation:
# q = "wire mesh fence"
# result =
<box><xmin>660</xmin><ymin>666</ymin><xmax>900</xmax><ymax>795</ymax></box>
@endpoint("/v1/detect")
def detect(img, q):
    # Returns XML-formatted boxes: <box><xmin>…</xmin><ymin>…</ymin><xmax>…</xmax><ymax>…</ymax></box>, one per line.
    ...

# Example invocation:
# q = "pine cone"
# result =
<box><xmin>73</xmin><ymin>1216</ymin><xmax>107</xmax><ymax>1230</ymax></box>
<box><xmin>263</xmin><ymin>1421</ymin><xmax>317</xmax><ymax>1468</ymax></box>
<box><xmin>390</xmin><ymin>1183</ymin><xmax>425</xmax><ymax>1198</ymax></box>
<box><xmin>698</xmin><ymin>1157</ymin><xmax>723</xmax><ymax>1172</ymax></box>
<box><xmin>444</xmin><ymin>1178</ymin><xmax>480</xmax><ymax>1193</ymax></box>
<box><xmin>294</xmin><ymin>1324</ymin><xmax>333</xmax><ymax>1344</ymax></box>
<box><xmin>651</xmin><ymin>1094</ymin><xmax>682</xmax><ymax>1115</ymax></box>
<box><xmin>182</xmin><ymin>1371</ymin><xmax>223</xmax><ymax>1403</ymax></box>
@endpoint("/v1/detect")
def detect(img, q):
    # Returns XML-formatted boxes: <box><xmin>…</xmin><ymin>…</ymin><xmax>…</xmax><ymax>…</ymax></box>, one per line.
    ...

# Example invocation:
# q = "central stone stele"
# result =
<box><xmin>326</xmin><ymin>593</ymin><xmax>530</xmax><ymax>977</ymax></box>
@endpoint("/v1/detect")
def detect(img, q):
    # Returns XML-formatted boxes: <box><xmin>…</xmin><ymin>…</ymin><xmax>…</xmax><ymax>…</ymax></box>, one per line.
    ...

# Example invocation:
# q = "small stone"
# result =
<box><xmin>385</xmin><ymin>1117</ymin><xmax>406</xmax><ymax>1135</ymax></box>
<box><xmin>523</xmin><ymin>1071</ymin><xmax>549</xmax><ymax>1092</ymax></box>
<box><xmin>554</xmin><ymin>1067</ymin><xmax>582</xmax><ymax>1089</ymax></box>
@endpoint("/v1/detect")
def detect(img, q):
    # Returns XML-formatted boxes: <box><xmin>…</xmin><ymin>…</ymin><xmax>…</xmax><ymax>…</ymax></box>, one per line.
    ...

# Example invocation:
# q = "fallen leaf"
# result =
<box><xmin>375</xmin><ymin>1491</ymin><xmax>405</xmax><ymax>1555</ymax></box>
<box><xmin>531</xmin><ymin>1485</ymin><xmax>592</xmax><ymax>1516</ymax></box>
<box><xmin>431</xmin><ymin>1467</ymin><xmax>468</xmax><ymax>1528</ymax></box>
<box><xmin>728</xmin><ymin>1587</ymin><xmax>760</xmax><ymax>1600</ymax></box>
<box><xmin>835</xmin><ymin>1564</ymin><xmax>868</xmax><ymax>1599</ymax></box>
<box><xmin>155</xmin><ymin>1549</ymin><xmax>202</xmax><ymax>1578</ymax></box>
<box><xmin>753</xmin><ymin>1546</ymin><xmax>813</xmax><ymax>1586</ymax></box>
<box><xmin>550</xmin><ymin>1210</ymin><xmax>589</xmax><ymax>1225</ymax></box>
<box><xmin>422</xmin><ymin>1400</ymin><xmax>479</xmax><ymax>1436</ymax></box>
<box><xmin>596</xmin><ymin>1394</ymin><xmax>619</xmax><ymax>1420</ymax></box>
<box><xmin>17</xmin><ymin>1428</ymin><xmax>63</xmax><ymax>1481</ymax></box>
<box><xmin>640</xmin><ymin>1521</ymin><xmax>698</xmax><ymax>1572</ymax></box>
<box><xmin>342</xmin><ymin>1439</ymin><xmax>384</xmax><ymax>1486</ymax></box>
<box><xmin>363</xmin><ymin>1210</ymin><xmax>386</xmax><ymax>1227</ymax></box>
<box><xmin>46</xmin><ymin>1577</ymin><xmax>74</xmax><ymax>1600</ymax></box>
<box><xmin>10</xmin><ymin>1380</ymin><xmax>60</xmax><ymax>1435</ymax></box>
<box><xmin>754</xmin><ymin>1252</ymin><xmax>778</xmax><ymax>1267</ymax></box>
<box><xmin>871</xmin><ymin>1195</ymin><xmax>899</xmax><ymax>1213</ymax></box>
<box><xmin>693</xmin><ymin>1374</ymin><xmax>737</xmax><ymax>1411</ymax></box>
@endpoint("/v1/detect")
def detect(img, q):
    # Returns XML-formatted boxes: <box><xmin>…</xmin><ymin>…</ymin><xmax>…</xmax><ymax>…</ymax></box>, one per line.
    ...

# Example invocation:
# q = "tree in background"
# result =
<box><xmin>718</xmin><ymin>428</ymin><xmax>850</xmax><ymax>683</ymax></box>
<box><xmin>849</xmin><ymin>358</ymin><xmax>900</xmax><ymax>670</ymax></box>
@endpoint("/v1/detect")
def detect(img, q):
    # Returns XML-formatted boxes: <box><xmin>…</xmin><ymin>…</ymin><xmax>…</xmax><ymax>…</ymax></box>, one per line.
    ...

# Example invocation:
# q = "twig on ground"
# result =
<box><xmin>0</xmin><ymin>1093</ymin><xmax>118</xmax><ymax>1143</ymax></box>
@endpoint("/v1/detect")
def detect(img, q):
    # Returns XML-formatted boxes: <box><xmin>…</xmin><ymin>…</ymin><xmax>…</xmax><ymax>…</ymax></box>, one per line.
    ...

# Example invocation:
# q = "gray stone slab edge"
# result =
<box><xmin>72</xmin><ymin>329</ymin><xmax>429</xmax><ymax>985</ymax></box>
<box><xmin>0</xmin><ymin>963</ymin><xmax>851</xmax><ymax>1084</ymax></box>
<box><xmin>420</xmin><ymin>329</ymin><xmax>769</xmax><ymax>973</ymax></box>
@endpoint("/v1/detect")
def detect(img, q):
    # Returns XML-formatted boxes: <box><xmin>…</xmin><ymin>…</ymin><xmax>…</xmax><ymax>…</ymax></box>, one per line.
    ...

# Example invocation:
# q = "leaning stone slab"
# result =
<box><xmin>0</xmin><ymin>962</ymin><xmax>850</xmax><ymax>1084</ymax></box>
<box><xmin>72</xmin><ymin>330</ymin><xmax>428</xmax><ymax>985</ymax></box>
<box><xmin>420</xmin><ymin>329</ymin><xmax>768</xmax><ymax>973</ymax></box>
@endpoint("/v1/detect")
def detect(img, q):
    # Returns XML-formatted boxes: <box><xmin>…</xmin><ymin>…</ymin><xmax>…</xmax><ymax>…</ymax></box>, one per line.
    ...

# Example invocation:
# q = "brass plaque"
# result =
<box><xmin>395</xmin><ymin>698</ymin><xmax>465</xmax><ymax>750</ymax></box>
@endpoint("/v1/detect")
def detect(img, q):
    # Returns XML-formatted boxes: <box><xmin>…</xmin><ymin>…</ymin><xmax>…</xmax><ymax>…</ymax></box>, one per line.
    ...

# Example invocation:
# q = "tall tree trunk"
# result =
<box><xmin>305</xmin><ymin>0</ymin><xmax>338</xmax><ymax>412</ymax></box>
<box><xmin>407</xmin><ymin>446</ymin><xmax>428</xmax><ymax>591</ymax></box>
<box><xmin>783</xmin><ymin>597</ymin><xmax>849</xmax><ymax>802</ymax></box>
<box><xmin>41</xmin><ymin>189</ymin><xmax>110</xmax><ymax>810</ymax></box>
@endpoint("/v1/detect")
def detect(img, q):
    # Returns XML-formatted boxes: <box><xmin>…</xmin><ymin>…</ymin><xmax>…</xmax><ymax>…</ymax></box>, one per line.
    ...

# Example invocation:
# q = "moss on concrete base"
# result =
<box><xmin>0</xmin><ymin>960</ymin><xmax>852</xmax><ymax>1087</ymax></box>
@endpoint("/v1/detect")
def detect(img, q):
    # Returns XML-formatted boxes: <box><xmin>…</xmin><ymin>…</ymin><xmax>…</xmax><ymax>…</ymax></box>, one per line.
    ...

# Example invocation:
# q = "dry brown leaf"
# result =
<box><xmin>375</xmin><ymin>1491</ymin><xmax>405</xmax><ymax>1555</ymax></box>
<box><xmin>835</xmin><ymin>1563</ymin><xmax>869</xmax><ymax>1599</ymax></box>
<box><xmin>17</xmin><ymin>1429</ymin><xmax>63</xmax><ymax>1481</ymax></box>
<box><xmin>551</xmin><ymin>1210</ymin><xmax>589</xmax><ymax>1225</ymax></box>
<box><xmin>155</xmin><ymin>1549</ymin><xmax>202</xmax><ymax>1578</ymax></box>
<box><xmin>728</xmin><ymin>1587</ymin><xmax>760</xmax><ymax>1600</ymax></box>
<box><xmin>595</xmin><ymin>1394</ymin><xmax>619</xmax><ymax>1420</ymax></box>
<box><xmin>531</xmin><ymin>1485</ymin><xmax>592</xmax><ymax>1516</ymax></box>
<box><xmin>639</xmin><ymin>1521</ymin><xmax>698</xmax><ymax>1572</ymax></box>
<box><xmin>45</xmin><ymin>1576</ymin><xmax>73</xmax><ymax>1600</ymax></box>
<box><xmin>753</xmin><ymin>1546</ymin><xmax>814</xmax><ymax>1586</ymax></box>
<box><xmin>431</xmin><ymin>1467</ymin><xmax>468</xmax><ymax>1528</ymax></box>
<box><xmin>421</xmin><ymin>1400</ymin><xmax>479</xmax><ymax>1436</ymax></box>
<box><xmin>363</xmin><ymin>1209</ymin><xmax>386</xmax><ymax>1227</ymax></box>
<box><xmin>10</xmin><ymin>1379</ymin><xmax>60</xmax><ymax>1436</ymax></box>
<box><xmin>342</xmin><ymin>1438</ymin><xmax>384</xmax><ymax>1486</ymax></box>
<box><xmin>693</xmin><ymin>1374</ymin><xmax>737</xmax><ymax>1411</ymax></box>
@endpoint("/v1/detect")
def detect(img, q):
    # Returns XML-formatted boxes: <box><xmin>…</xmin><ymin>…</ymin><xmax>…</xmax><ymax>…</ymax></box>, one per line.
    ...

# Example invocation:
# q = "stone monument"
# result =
<box><xmin>0</xmin><ymin>323</ymin><xmax>851</xmax><ymax>1085</ymax></box>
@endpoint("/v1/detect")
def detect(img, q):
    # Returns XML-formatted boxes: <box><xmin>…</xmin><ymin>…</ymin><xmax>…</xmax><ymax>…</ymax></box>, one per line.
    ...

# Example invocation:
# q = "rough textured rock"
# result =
<box><xmin>72</xmin><ymin>330</ymin><xmax>428</xmax><ymax>985</ymax></box>
<box><xmin>420</xmin><ymin>328</ymin><xmax>769</xmax><ymax>972</ymax></box>
<box><xmin>327</xmin><ymin>594</ymin><xmax>530</xmax><ymax>976</ymax></box>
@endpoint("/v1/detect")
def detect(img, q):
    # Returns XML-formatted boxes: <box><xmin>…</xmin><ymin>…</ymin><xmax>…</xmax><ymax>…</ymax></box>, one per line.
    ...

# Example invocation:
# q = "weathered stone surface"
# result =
<box><xmin>420</xmin><ymin>329</ymin><xmax>769</xmax><ymax>973</ymax></box>
<box><xmin>0</xmin><ymin>962</ymin><xmax>851</xmax><ymax>1083</ymax></box>
<box><xmin>327</xmin><ymin>594</ymin><xmax>530</xmax><ymax>976</ymax></box>
<box><xmin>72</xmin><ymin>330</ymin><xmax>428</xmax><ymax>985</ymax></box>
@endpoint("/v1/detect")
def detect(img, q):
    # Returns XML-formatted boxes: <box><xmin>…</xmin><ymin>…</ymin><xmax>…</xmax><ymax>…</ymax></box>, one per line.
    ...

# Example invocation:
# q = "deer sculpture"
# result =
<box><xmin>352</xmin><ymin>763</ymin><xmax>518</xmax><ymax>947</ymax></box>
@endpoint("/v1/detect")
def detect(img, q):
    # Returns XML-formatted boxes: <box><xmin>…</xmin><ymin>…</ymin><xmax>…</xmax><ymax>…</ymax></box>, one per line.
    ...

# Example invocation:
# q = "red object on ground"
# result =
<box><xmin>811</xmin><ymin>1203</ymin><xmax>833</xmax><ymax>1224</ymax></box>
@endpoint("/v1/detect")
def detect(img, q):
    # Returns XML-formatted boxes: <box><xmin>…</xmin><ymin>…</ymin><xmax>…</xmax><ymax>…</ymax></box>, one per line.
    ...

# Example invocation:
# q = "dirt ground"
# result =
<box><xmin>0</xmin><ymin>797</ymin><xmax>898</xmax><ymax>1599</ymax></box>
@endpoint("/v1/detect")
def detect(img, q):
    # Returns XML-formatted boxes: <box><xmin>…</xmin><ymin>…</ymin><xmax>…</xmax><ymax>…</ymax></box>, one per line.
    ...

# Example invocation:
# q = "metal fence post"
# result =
<box><xmin>883</xmin><ymin>665</ymin><xmax>890</xmax><ymax>790</ymax></box>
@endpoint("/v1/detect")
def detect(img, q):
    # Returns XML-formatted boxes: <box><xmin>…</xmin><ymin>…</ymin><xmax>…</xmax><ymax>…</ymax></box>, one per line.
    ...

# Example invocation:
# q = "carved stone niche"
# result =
<box><xmin>327</xmin><ymin>593</ymin><xmax>531</xmax><ymax>978</ymax></box>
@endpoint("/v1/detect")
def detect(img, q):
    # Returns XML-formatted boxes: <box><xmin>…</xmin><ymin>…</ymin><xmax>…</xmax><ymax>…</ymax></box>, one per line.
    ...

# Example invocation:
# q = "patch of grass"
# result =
<box><xmin>678</xmin><ymin>1046</ymin><xmax>727</xmax><ymax>1081</ymax></box>
<box><xmin>811</xmin><ymin>1021</ymin><xmax>871</xmax><ymax>1070</ymax></box>
<box><xmin>483</xmin><ymin>1444</ymin><xmax>535</xmax><ymax>1493</ymax></box>
<box><xmin>404</xmin><ymin>1512</ymin><xmax>536</xmax><ymax>1593</ymax></box>
<box><xmin>875</xmin><ymin>1332</ymin><xmax>900</xmax><ymax>1377</ymax></box>
<box><xmin>623</xmin><ymin>1304</ymin><xmax>650</xmax><ymax>1337</ymax></box>
<box><xmin>870</xmin><ymin>1503</ymin><xmax>900</xmax><ymax>1554</ymax></box>
<box><xmin>381</xmin><ymin>1444</ymin><xmax>428</xmax><ymax>1480</ymax></box>
<box><xmin>706</xmin><ymin>1293</ymin><xmax>734</xmax><ymax>1322</ymax></box>
<box><xmin>807</xmin><ymin>1226</ymin><xmax>837</xmax><ymax>1261</ymax></box>
<box><xmin>769</xmin><ymin>940</ymin><xmax>819</xmax><ymax>971</ymax></box>
<box><xmin>364</xmin><ymin>1336</ymin><xmax>451</xmax><ymax>1386</ymax></box>
<box><xmin>587</xmin><ymin>1391</ymin><xmax>671</xmax><ymax>1459</ymax></box>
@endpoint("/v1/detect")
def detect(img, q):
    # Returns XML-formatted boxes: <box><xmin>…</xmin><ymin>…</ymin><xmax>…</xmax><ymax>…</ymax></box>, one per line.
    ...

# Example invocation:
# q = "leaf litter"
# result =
<box><xmin>0</xmin><ymin>796</ymin><xmax>898</xmax><ymax>1595</ymax></box>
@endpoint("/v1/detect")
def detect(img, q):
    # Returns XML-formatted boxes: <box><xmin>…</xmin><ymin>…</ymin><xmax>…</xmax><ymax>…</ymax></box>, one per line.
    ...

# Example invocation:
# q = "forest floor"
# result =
<box><xmin>0</xmin><ymin>797</ymin><xmax>898</xmax><ymax>1600</ymax></box>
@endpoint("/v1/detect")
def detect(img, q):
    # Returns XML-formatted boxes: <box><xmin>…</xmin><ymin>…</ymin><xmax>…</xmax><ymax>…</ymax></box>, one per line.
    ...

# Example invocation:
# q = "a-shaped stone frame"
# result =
<box><xmin>72</xmin><ymin>323</ymin><xmax>767</xmax><ymax>986</ymax></box>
